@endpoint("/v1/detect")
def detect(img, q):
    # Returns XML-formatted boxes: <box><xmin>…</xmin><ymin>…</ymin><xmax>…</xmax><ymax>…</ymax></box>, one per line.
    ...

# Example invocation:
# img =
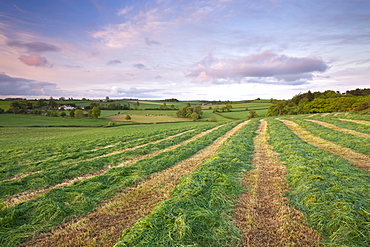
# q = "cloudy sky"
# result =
<box><xmin>0</xmin><ymin>0</ymin><xmax>369</xmax><ymax>100</ymax></box>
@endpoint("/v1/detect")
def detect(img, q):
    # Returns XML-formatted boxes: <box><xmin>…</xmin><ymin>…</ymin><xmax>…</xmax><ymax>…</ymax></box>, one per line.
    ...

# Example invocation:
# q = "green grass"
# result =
<box><xmin>115</xmin><ymin>119</ymin><xmax>259</xmax><ymax>247</ymax></box>
<box><xmin>288</xmin><ymin>118</ymin><xmax>370</xmax><ymax>155</ymax></box>
<box><xmin>0</xmin><ymin>122</ymin><xmax>235</xmax><ymax>247</ymax></box>
<box><xmin>0</xmin><ymin>114</ymin><xmax>111</xmax><ymax>127</ymax></box>
<box><xmin>0</xmin><ymin>101</ymin><xmax>11</xmax><ymax>110</ymax></box>
<box><xmin>311</xmin><ymin>115</ymin><xmax>370</xmax><ymax>135</ymax></box>
<box><xmin>267</xmin><ymin>118</ymin><xmax>370</xmax><ymax>246</ymax></box>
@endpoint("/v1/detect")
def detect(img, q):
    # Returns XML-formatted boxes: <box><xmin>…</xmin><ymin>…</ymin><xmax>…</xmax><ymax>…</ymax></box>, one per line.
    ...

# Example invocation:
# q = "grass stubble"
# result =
<box><xmin>21</xmin><ymin>121</ymin><xmax>250</xmax><ymax>247</ymax></box>
<box><xmin>280</xmin><ymin>119</ymin><xmax>370</xmax><ymax>173</ymax></box>
<box><xmin>234</xmin><ymin>119</ymin><xmax>322</xmax><ymax>247</ymax></box>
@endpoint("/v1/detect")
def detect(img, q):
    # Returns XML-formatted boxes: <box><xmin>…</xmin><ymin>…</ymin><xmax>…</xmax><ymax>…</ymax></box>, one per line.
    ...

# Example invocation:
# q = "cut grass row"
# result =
<box><xmin>0</xmin><ymin>126</ymin><xmax>213</xmax><ymax>202</ymax></box>
<box><xmin>0</xmin><ymin>121</ymin><xmax>240</xmax><ymax>247</ymax></box>
<box><xmin>267</xmin><ymin>118</ymin><xmax>370</xmax><ymax>246</ymax></box>
<box><xmin>1</xmin><ymin>125</ymin><xmax>195</xmax><ymax>167</ymax></box>
<box><xmin>311</xmin><ymin>115</ymin><xmax>370</xmax><ymax>135</ymax></box>
<box><xmin>288</xmin><ymin>118</ymin><xmax>370</xmax><ymax>155</ymax></box>
<box><xmin>114</xmin><ymin>119</ymin><xmax>259</xmax><ymax>246</ymax></box>
<box><xmin>234</xmin><ymin>120</ymin><xmax>321</xmax><ymax>246</ymax></box>
<box><xmin>21</xmin><ymin>117</ymin><xmax>252</xmax><ymax>247</ymax></box>
<box><xmin>1</xmin><ymin>126</ymin><xmax>197</xmax><ymax>181</ymax></box>
<box><xmin>280</xmin><ymin>119</ymin><xmax>370</xmax><ymax>173</ymax></box>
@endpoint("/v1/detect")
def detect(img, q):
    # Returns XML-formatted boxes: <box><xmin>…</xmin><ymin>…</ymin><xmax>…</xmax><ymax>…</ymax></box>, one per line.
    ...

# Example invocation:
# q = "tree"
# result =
<box><xmin>48</xmin><ymin>97</ymin><xmax>58</xmax><ymax>109</ymax></box>
<box><xmin>225</xmin><ymin>104</ymin><xmax>232</xmax><ymax>111</ymax></box>
<box><xmin>75</xmin><ymin>109</ymin><xmax>84</xmax><ymax>118</ymax></box>
<box><xmin>35</xmin><ymin>99</ymin><xmax>45</xmax><ymax>108</ymax></box>
<box><xmin>125</xmin><ymin>114</ymin><xmax>131</xmax><ymax>120</ymax></box>
<box><xmin>190</xmin><ymin>112</ymin><xmax>199</xmax><ymax>121</ymax></box>
<box><xmin>248</xmin><ymin>110</ymin><xmax>259</xmax><ymax>119</ymax></box>
<box><xmin>8</xmin><ymin>102</ymin><xmax>20</xmax><ymax>114</ymax></box>
<box><xmin>69</xmin><ymin>109</ymin><xmax>76</xmax><ymax>118</ymax></box>
<box><xmin>90</xmin><ymin>107</ymin><xmax>101</xmax><ymax>119</ymax></box>
<box><xmin>210</xmin><ymin>116</ymin><xmax>217</xmax><ymax>122</ymax></box>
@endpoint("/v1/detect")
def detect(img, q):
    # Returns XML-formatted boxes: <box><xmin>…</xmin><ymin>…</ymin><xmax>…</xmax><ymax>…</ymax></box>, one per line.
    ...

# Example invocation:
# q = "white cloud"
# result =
<box><xmin>187</xmin><ymin>50</ymin><xmax>328</xmax><ymax>84</ymax></box>
<box><xmin>117</xmin><ymin>6</ymin><xmax>134</xmax><ymax>16</ymax></box>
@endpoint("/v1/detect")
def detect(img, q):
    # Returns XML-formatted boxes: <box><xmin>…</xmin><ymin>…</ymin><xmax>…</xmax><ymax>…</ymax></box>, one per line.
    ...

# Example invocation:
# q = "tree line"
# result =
<box><xmin>266</xmin><ymin>89</ymin><xmax>370</xmax><ymax>116</ymax></box>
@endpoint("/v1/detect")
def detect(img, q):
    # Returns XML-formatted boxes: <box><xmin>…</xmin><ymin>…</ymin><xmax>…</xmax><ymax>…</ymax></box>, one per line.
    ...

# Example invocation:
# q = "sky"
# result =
<box><xmin>0</xmin><ymin>0</ymin><xmax>369</xmax><ymax>100</ymax></box>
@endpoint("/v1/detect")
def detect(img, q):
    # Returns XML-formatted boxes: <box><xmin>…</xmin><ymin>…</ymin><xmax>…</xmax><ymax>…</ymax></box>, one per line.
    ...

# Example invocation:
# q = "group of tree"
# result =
<box><xmin>266</xmin><ymin>89</ymin><xmax>370</xmax><ymax>116</ymax></box>
<box><xmin>176</xmin><ymin>105</ymin><xmax>203</xmax><ymax>121</ymax></box>
<box><xmin>88</xmin><ymin>102</ymin><xmax>132</xmax><ymax>110</ymax></box>
<box><xmin>212</xmin><ymin>104</ymin><xmax>233</xmax><ymax>112</ymax></box>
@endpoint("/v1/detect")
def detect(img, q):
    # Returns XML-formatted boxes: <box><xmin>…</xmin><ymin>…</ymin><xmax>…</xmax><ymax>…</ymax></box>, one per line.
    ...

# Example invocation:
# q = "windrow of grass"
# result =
<box><xmin>311</xmin><ymin>115</ymin><xmax>370</xmax><ymax>135</ymax></box>
<box><xmin>0</xmin><ymin>125</ymin><xmax>214</xmax><ymax>202</ymax></box>
<box><xmin>267</xmin><ymin>118</ymin><xmax>370</xmax><ymax>246</ymax></box>
<box><xmin>114</xmin><ymin>119</ymin><xmax>259</xmax><ymax>247</ymax></box>
<box><xmin>330</xmin><ymin>112</ymin><xmax>370</xmax><ymax>121</ymax></box>
<box><xmin>0</xmin><ymin>126</ymin><xmax>197</xmax><ymax>181</ymax></box>
<box><xmin>1</xmin><ymin>124</ymin><xmax>199</xmax><ymax>173</ymax></box>
<box><xmin>0</xmin><ymin>121</ymin><xmax>239</xmax><ymax>247</ymax></box>
<box><xmin>287</xmin><ymin>118</ymin><xmax>370</xmax><ymax>155</ymax></box>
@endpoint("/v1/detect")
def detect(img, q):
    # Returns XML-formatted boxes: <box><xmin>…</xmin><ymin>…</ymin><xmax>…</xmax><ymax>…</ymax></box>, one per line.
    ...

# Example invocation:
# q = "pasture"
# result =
<box><xmin>0</xmin><ymin>112</ymin><xmax>369</xmax><ymax>246</ymax></box>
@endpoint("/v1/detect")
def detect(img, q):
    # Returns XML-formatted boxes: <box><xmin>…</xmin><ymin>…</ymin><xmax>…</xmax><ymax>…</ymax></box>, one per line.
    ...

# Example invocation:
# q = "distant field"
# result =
<box><xmin>0</xmin><ymin>114</ymin><xmax>112</xmax><ymax>127</ymax></box>
<box><xmin>104</xmin><ymin>113</ymin><xmax>190</xmax><ymax>123</ymax></box>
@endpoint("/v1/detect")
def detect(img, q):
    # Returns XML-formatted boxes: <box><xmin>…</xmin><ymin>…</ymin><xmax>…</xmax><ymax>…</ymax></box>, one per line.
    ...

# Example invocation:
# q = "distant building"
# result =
<box><xmin>58</xmin><ymin>105</ymin><xmax>75</xmax><ymax>110</ymax></box>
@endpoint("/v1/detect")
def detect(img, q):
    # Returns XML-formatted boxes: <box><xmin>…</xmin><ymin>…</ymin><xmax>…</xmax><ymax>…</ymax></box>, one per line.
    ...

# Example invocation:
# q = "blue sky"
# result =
<box><xmin>0</xmin><ymin>0</ymin><xmax>369</xmax><ymax>100</ymax></box>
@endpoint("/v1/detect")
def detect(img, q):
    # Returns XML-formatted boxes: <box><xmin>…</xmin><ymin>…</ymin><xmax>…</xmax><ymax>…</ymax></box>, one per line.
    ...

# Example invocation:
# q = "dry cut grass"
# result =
<box><xmin>4</xmin><ymin>129</ymin><xmax>205</xmax><ymax>208</ymax></box>
<box><xmin>281</xmin><ymin>119</ymin><xmax>370</xmax><ymax>173</ymax></box>
<box><xmin>21</xmin><ymin>121</ymin><xmax>250</xmax><ymax>247</ymax></box>
<box><xmin>338</xmin><ymin>118</ymin><xmax>370</xmax><ymax>125</ymax></box>
<box><xmin>234</xmin><ymin>119</ymin><xmax>322</xmax><ymax>247</ymax></box>
<box><xmin>305</xmin><ymin>119</ymin><xmax>370</xmax><ymax>138</ymax></box>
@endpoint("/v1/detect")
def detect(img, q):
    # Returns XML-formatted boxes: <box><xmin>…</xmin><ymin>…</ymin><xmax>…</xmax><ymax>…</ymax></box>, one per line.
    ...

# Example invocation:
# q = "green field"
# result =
<box><xmin>1</xmin><ymin>107</ymin><xmax>369</xmax><ymax>246</ymax></box>
<box><xmin>0</xmin><ymin>114</ymin><xmax>112</xmax><ymax>127</ymax></box>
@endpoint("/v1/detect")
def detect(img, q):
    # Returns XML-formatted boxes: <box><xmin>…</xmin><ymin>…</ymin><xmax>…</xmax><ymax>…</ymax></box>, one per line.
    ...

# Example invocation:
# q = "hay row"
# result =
<box><xmin>5</xmin><ymin>127</ymin><xmax>218</xmax><ymax>208</ymax></box>
<box><xmin>280</xmin><ymin>119</ymin><xmax>370</xmax><ymax>173</ymax></box>
<box><xmin>21</xmin><ymin>121</ymin><xmax>249</xmax><ymax>247</ymax></box>
<box><xmin>305</xmin><ymin>119</ymin><xmax>370</xmax><ymax>138</ymax></box>
<box><xmin>234</xmin><ymin>120</ymin><xmax>321</xmax><ymax>247</ymax></box>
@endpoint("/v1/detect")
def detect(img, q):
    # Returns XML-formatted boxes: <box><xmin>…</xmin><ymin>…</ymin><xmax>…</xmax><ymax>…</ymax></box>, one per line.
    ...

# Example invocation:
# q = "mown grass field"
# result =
<box><xmin>0</xmin><ymin>111</ymin><xmax>369</xmax><ymax>246</ymax></box>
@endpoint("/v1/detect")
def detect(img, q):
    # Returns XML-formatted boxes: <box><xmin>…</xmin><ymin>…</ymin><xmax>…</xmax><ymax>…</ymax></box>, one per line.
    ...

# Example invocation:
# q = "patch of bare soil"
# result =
<box><xmin>281</xmin><ymin>120</ymin><xmax>370</xmax><ymax>173</ymax></box>
<box><xmin>305</xmin><ymin>119</ymin><xmax>370</xmax><ymax>138</ymax></box>
<box><xmin>234</xmin><ymin>119</ymin><xmax>322</xmax><ymax>247</ymax></box>
<box><xmin>338</xmin><ymin>118</ymin><xmax>370</xmax><ymax>125</ymax></box>
<box><xmin>21</xmin><ymin>121</ymin><xmax>250</xmax><ymax>247</ymax></box>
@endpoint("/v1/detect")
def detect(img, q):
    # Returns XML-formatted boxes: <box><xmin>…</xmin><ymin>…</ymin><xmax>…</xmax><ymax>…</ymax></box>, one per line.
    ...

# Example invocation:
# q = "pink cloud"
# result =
<box><xmin>187</xmin><ymin>50</ymin><xmax>328</xmax><ymax>84</ymax></box>
<box><xmin>18</xmin><ymin>54</ymin><xmax>52</xmax><ymax>67</ymax></box>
